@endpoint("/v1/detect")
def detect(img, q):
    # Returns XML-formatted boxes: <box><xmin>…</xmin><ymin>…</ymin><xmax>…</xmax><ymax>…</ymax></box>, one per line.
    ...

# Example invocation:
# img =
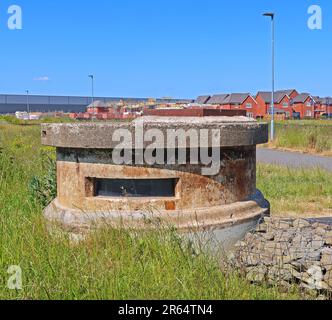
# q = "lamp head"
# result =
<box><xmin>263</xmin><ymin>12</ymin><xmax>275</xmax><ymax>19</ymax></box>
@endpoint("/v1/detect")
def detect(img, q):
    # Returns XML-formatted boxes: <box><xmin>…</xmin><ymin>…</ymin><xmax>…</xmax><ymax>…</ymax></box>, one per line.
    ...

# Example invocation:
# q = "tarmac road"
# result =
<box><xmin>257</xmin><ymin>148</ymin><xmax>332</xmax><ymax>172</ymax></box>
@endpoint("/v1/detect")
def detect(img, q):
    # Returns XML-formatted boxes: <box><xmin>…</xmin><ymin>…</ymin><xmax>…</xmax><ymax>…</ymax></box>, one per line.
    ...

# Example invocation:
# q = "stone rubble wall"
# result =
<box><xmin>232</xmin><ymin>218</ymin><xmax>332</xmax><ymax>293</ymax></box>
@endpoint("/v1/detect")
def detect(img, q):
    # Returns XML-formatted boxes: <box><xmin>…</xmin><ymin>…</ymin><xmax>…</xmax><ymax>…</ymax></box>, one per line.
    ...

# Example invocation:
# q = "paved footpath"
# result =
<box><xmin>257</xmin><ymin>148</ymin><xmax>332</xmax><ymax>172</ymax></box>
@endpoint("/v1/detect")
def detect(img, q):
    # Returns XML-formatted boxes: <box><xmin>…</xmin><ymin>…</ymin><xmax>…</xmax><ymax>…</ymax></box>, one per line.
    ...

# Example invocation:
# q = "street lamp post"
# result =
<box><xmin>26</xmin><ymin>90</ymin><xmax>30</xmax><ymax>120</ymax></box>
<box><xmin>88</xmin><ymin>75</ymin><xmax>94</xmax><ymax>104</ymax></box>
<box><xmin>263</xmin><ymin>12</ymin><xmax>275</xmax><ymax>141</ymax></box>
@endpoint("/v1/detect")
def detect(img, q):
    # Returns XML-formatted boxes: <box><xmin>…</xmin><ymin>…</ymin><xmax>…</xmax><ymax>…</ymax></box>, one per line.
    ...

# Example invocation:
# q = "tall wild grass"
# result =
<box><xmin>264</xmin><ymin>121</ymin><xmax>332</xmax><ymax>155</ymax></box>
<box><xmin>0</xmin><ymin>124</ymin><xmax>302</xmax><ymax>300</ymax></box>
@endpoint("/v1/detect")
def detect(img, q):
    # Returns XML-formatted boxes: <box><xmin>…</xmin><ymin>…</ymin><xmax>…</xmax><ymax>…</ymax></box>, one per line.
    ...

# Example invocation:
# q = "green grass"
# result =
<box><xmin>0</xmin><ymin>115</ymin><xmax>75</xmax><ymax>126</ymax></box>
<box><xmin>262</xmin><ymin>121</ymin><xmax>332</xmax><ymax>155</ymax></box>
<box><xmin>0</xmin><ymin>124</ymin><xmax>305</xmax><ymax>300</ymax></box>
<box><xmin>258</xmin><ymin>164</ymin><xmax>332</xmax><ymax>216</ymax></box>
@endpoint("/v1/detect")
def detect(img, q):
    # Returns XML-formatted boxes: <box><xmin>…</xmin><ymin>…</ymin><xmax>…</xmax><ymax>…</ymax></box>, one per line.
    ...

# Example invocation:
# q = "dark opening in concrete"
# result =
<box><xmin>95</xmin><ymin>178</ymin><xmax>178</xmax><ymax>198</ymax></box>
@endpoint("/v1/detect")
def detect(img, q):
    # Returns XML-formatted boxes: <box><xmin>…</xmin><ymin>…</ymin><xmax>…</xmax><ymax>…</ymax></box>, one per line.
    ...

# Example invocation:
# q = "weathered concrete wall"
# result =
<box><xmin>56</xmin><ymin>146</ymin><xmax>256</xmax><ymax>212</ymax></box>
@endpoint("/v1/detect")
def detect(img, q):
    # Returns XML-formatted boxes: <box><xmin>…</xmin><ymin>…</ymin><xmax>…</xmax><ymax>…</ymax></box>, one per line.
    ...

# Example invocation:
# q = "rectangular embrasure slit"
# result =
<box><xmin>94</xmin><ymin>178</ymin><xmax>178</xmax><ymax>198</ymax></box>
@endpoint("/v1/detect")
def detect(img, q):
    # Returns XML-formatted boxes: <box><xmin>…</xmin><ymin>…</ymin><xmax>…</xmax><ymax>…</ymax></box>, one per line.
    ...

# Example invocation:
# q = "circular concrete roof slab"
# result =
<box><xmin>41</xmin><ymin>116</ymin><xmax>269</xmax><ymax>149</ymax></box>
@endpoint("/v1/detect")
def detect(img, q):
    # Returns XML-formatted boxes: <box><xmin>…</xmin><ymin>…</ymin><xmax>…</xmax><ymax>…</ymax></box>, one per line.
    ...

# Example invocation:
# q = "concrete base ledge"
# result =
<box><xmin>44</xmin><ymin>190</ymin><xmax>270</xmax><ymax>237</ymax></box>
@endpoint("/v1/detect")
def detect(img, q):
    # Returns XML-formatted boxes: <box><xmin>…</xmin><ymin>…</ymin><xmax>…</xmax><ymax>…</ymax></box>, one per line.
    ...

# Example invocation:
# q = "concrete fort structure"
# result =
<box><xmin>42</xmin><ymin>110</ymin><xmax>270</xmax><ymax>249</ymax></box>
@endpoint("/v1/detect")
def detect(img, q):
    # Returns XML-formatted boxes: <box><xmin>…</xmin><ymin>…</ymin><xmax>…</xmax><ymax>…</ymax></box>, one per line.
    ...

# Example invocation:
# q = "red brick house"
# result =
<box><xmin>292</xmin><ymin>93</ymin><xmax>316</xmax><ymax>119</ymax></box>
<box><xmin>277</xmin><ymin>89</ymin><xmax>299</xmax><ymax>100</ymax></box>
<box><xmin>256</xmin><ymin>91</ymin><xmax>293</xmax><ymax>119</ymax></box>
<box><xmin>219</xmin><ymin>93</ymin><xmax>261</xmax><ymax>118</ymax></box>
<box><xmin>195</xmin><ymin>95</ymin><xmax>211</xmax><ymax>104</ymax></box>
<box><xmin>193</xmin><ymin>89</ymin><xmax>331</xmax><ymax>119</ymax></box>
<box><xmin>324</xmin><ymin>98</ymin><xmax>332</xmax><ymax>116</ymax></box>
<box><xmin>200</xmin><ymin>93</ymin><xmax>262</xmax><ymax>118</ymax></box>
<box><xmin>86</xmin><ymin>101</ymin><xmax>109</xmax><ymax>114</ymax></box>
<box><xmin>317</xmin><ymin>97</ymin><xmax>332</xmax><ymax>117</ymax></box>
<box><xmin>206</xmin><ymin>94</ymin><xmax>229</xmax><ymax>106</ymax></box>
<box><xmin>313</xmin><ymin>97</ymin><xmax>325</xmax><ymax>118</ymax></box>
<box><xmin>87</xmin><ymin>106</ymin><xmax>109</xmax><ymax>114</ymax></box>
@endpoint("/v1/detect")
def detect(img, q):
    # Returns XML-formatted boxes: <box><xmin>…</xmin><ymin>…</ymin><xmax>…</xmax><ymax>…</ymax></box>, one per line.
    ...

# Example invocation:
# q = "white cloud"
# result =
<box><xmin>33</xmin><ymin>76</ymin><xmax>50</xmax><ymax>81</ymax></box>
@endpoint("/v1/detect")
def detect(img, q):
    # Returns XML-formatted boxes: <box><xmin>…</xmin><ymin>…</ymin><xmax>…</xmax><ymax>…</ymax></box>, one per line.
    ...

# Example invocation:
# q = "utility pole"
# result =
<box><xmin>327</xmin><ymin>97</ymin><xmax>331</xmax><ymax>120</ymax></box>
<box><xmin>88</xmin><ymin>75</ymin><xmax>94</xmax><ymax>104</ymax></box>
<box><xmin>26</xmin><ymin>90</ymin><xmax>30</xmax><ymax>120</ymax></box>
<box><xmin>263</xmin><ymin>12</ymin><xmax>275</xmax><ymax>141</ymax></box>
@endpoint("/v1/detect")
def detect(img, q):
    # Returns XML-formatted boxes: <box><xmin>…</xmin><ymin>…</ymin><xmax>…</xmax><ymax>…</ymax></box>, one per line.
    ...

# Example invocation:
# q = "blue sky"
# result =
<box><xmin>0</xmin><ymin>0</ymin><xmax>331</xmax><ymax>98</ymax></box>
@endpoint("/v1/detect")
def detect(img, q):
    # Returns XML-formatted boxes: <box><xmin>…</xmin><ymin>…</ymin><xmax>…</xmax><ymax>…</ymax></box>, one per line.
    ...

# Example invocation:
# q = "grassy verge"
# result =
<box><xmin>0</xmin><ymin>124</ymin><xmax>304</xmax><ymax>300</ymax></box>
<box><xmin>258</xmin><ymin>164</ymin><xmax>332</xmax><ymax>217</ymax></box>
<box><xmin>261</xmin><ymin>121</ymin><xmax>332</xmax><ymax>156</ymax></box>
<box><xmin>0</xmin><ymin>115</ymin><xmax>75</xmax><ymax>126</ymax></box>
